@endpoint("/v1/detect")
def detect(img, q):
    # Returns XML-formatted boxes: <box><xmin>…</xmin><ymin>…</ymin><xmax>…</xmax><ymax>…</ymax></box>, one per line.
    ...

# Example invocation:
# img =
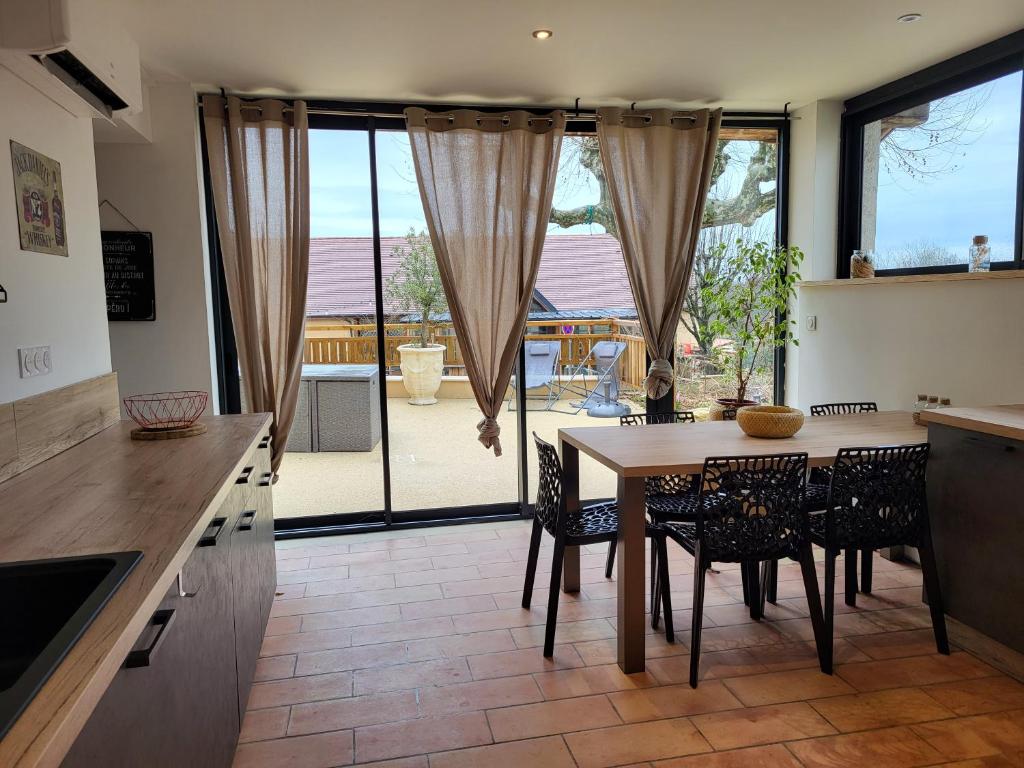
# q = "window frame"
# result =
<box><xmin>837</xmin><ymin>30</ymin><xmax>1024</xmax><ymax>278</ymax></box>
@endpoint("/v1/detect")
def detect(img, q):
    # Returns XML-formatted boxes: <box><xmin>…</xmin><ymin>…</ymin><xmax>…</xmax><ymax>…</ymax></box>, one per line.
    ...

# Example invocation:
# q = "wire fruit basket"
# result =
<box><xmin>124</xmin><ymin>391</ymin><xmax>209</xmax><ymax>438</ymax></box>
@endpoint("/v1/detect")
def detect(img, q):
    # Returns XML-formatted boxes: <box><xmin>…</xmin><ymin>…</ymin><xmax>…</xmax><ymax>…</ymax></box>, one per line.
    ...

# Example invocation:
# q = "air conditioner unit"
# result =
<box><xmin>0</xmin><ymin>0</ymin><xmax>143</xmax><ymax>120</ymax></box>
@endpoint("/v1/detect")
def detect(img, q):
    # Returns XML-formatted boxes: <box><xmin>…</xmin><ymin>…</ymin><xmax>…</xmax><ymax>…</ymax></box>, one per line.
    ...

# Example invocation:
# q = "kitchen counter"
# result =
<box><xmin>920</xmin><ymin>404</ymin><xmax>1024</xmax><ymax>441</ymax></box>
<box><xmin>0</xmin><ymin>414</ymin><xmax>271</xmax><ymax>768</ymax></box>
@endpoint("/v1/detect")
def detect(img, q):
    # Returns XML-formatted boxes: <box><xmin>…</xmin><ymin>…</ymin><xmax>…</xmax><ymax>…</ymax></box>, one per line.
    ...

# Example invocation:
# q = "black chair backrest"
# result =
<box><xmin>810</xmin><ymin>402</ymin><xmax>878</xmax><ymax>417</ymax></box>
<box><xmin>697</xmin><ymin>453</ymin><xmax>809</xmax><ymax>561</ymax></box>
<box><xmin>721</xmin><ymin>408</ymin><xmax>737</xmax><ymax>421</ymax></box>
<box><xmin>532</xmin><ymin>433</ymin><xmax>564</xmax><ymax>534</ymax></box>
<box><xmin>620</xmin><ymin>410</ymin><xmax>696</xmax><ymax>426</ymax></box>
<box><xmin>826</xmin><ymin>443</ymin><xmax>929</xmax><ymax>548</ymax></box>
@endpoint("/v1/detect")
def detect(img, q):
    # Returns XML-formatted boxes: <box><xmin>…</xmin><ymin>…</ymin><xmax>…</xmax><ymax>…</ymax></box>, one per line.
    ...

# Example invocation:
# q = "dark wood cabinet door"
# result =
<box><xmin>62</xmin><ymin>515</ymin><xmax>240</xmax><ymax>768</ymax></box>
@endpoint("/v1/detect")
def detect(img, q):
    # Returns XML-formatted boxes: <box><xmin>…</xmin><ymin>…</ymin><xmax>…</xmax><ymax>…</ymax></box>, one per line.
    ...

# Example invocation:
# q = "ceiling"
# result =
<box><xmin>108</xmin><ymin>0</ymin><xmax>1024</xmax><ymax>110</ymax></box>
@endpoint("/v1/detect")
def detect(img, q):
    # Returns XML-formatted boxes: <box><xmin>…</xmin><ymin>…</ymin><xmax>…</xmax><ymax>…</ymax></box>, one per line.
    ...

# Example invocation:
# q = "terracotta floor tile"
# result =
<box><xmin>564</xmin><ymin>717</ymin><xmax>713</xmax><ymax>768</ymax></box>
<box><xmin>390</xmin><ymin>543</ymin><xmax>470</xmax><ymax>561</ymax></box>
<box><xmin>847</xmin><ymin>628</ymin><xmax>950</xmax><ymax>660</ymax></box>
<box><xmin>239</xmin><ymin>707</ymin><xmax>289</xmax><ymax>743</ymax></box>
<box><xmin>277</xmin><ymin>565</ymin><xmax>355</xmax><ymax>586</ymax></box>
<box><xmin>836</xmin><ymin>652</ymin><xmax>999</xmax><ymax>693</ymax></box>
<box><xmin>294</xmin><ymin>641</ymin><xmax>408</xmax><ymax>676</ymax></box>
<box><xmin>691</xmin><ymin>702</ymin><xmax>836</xmax><ymax>750</ymax></box>
<box><xmin>399</xmin><ymin>595</ymin><xmax>497</xmax><ymax>621</ymax></box>
<box><xmin>511</xmin><ymin>618</ymin><xmax>618</xmax><ymax>648</ymax></box>
<box><xmin>355</xmin><ymin>711</ymin><xmax>492</xmax><ymax>762</ymax></box>
<box><xmin>261</xmin><ymin>629</ymin><xmax>352</xmax><ymax>657</ymax></box>
<box><xmin>427</xmin><ymin>735</ymin><xmax>576</xmax><ymax>768</ymax></box>
<box><xmin>254</xmin><ymin>654</ymin><xmax>297</xmax><ymax>682</ymax></box>
<box><xmin>395</xmin><ymin>565</ymin><xmax>481</xmax><ymax>587</ymax></box>
<box><xmin>647</xmin><ymin>650</ymin><xmax>762</xmax><ymax>685</ymax></box>
<box><xmin>300</xmin><ymin>574</ymin><xmax>398</xmax><ymax>598</ymax></box>
<box><xmin>288</xmin><ymin>691</ymin><xmax>419</xmax><ymax>734</ymax></box>
<box><xmin>607</xmin><ymin>680</ymin><xmax>742</xmax><ymax>722</ymax></box>
<box><xmin>417</xmin><ymin>674</ymin><xmax>543</xmax><ymax>716</ymax></box>
<box><xmin>721</xmin><ymin>667</ymin><xmax>856</xmax><ymax>706</ymax></box>
<box><xmin>349</xmin><ymin>616</ymin><xmax>456</xmax><ymax>646</ymax></box>
<box><xmin>573</xmin><ymin>637</ymin><xmax>688</xmax><ymax>667</ymax></box>
<box><xmin>486</xmin><ymin>693</ymin><xmax>621</xmax><ymax>740</ymax></box>
<box><xmin>809</xmin><ymin>687</ymin><xmax>956</xmax><ymax>732</ymax></box>
<box><xmin>271</xmin><ymin>584</ymin><xmax>443</xmax><ymax>618</ymax></box>
<box><xmin>936</xmin><ymin>757</ymin><xmax>1023</xmax><ymax>767</ymax></box>
<box><xmin>405</xmin><ymin>629</ymin><xmax>517</xmax><ymax>662</ymax></box>
<box><xmin>533</xmin><ymin>663</ymin><xmax>659</xmax><ymax>699</ymax></box>
<box><xmin>441</xmin><ymin>575</ymin><xmax>526</xmax><ymax>598</ymax></box>
<box><xmin>306</xmin><ymin>550</ymin><xmax>389</xmax><ymax>569</ymax></box>
<box><xmin>787</xmin><ymin>725</ymin><xmax>945</xmax><ymax>768</ymax></box>
<box><xmin>248</xmin><ymin>671</ymin><xmax>353</xmax><ymax>710</ymax></box>
<box><xmin>347</xmin><ymin>558</ymin><xmax>437</xmax><ymax>577</ymax></box>
<box><xmin>467</xmin><ymin>644</ymin><xmax>585</xmax><ymax>680</ymax></box>
<box><xmin>430</xmin><ymin>549</ymin><xmax>513</xmax><ymax>569</ymax></box>
<box><xmin>272</xmin><ymin>582</ymin><xmax>307</xmax><ymax>600</ymax></box>
<box><xmin>347</xmin><ymin>535</ymin><xmax>426</xmax><ymax>553</ymax></box>
<box><xmin>911</xmin><ymin>709</ymin><xmax>1024</xmax><ymax>761</ymax></box>
<box><xmin>300</xmin><ymin>605</ymin><xmax>402</xmax><ymax>632</ymax></box>
<box><xmin>265</xmin><ymin>616</ymin><xmax>302</xmax><ymax>636</ymax></box>
<box><xmin>922</xmin><ymin>675</ymin><xmax>1024</xmax><ymax>716</ymax></box>
<box><xmin>653</xmin><ymin>743</ymin><xmax>803</xmax><ymax>768</ymax></box>
<box><xmin>353</xmin><ymin>658</ymin><xmax>473</xmax><ymax>695</ymax></box>
<box><xmin>232</xmin><ymin>730</ymin><xmax>354</xmax><ymax>768</ymax></box>
<box><xmin>354</xmin><ymin>758</ymin><xmax>428</xmax><ymax>768</ymax></box>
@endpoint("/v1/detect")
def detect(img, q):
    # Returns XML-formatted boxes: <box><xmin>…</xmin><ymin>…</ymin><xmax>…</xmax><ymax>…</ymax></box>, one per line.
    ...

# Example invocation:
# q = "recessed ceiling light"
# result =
<box><xmin>532</xmin><ymin>29</ymin><xmax>553</xmax><ymax>40</ymax></box>
<box><xmin>897</xmin><ymin>13</ymin><xmax>923</xmax><ymax>23</ymax></box>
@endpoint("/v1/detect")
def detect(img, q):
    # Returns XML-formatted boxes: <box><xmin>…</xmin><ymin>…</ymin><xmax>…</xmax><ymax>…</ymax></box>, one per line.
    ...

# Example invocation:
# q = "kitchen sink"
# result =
<box><xmin>0</xmin><ymin>551</ymin><xmax>142</xmax><ymax>739</ymax></box>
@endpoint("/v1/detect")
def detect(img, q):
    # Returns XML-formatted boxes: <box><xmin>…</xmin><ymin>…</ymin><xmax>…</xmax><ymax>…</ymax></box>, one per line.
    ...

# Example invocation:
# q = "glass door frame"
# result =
<box><xmin>200</xmin><ymin>98</ymin><xmax>791</xmax><ymax>538</ymax></box>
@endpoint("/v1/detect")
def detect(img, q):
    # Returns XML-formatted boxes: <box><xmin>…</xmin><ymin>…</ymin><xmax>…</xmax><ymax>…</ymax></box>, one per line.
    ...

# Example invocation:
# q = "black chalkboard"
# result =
<box><xmin>102</xmin><ymin>231</ymin><xmax>155</xmax><ymax>321</ymax></box>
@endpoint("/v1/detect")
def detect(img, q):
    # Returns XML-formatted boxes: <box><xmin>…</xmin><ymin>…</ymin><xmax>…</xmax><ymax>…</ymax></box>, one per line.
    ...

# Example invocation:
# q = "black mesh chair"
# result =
<box><xmin>657</xmin><ymin>453</ymin><xmax>827</xmax><ymax>687</ymax></box>
<box><xmin>524</xmin><ymin>433</ymin><xmax>670</xmax><ymax>657</ymax></box>
<box><xmin>810</xmin><ymin>444</ymin><xmax>948</xmax><ymax>672</ymax></box>
<box><xmin>604</xmin><ymin>411</ymin><xmax>700</xmax><ymax>586</ymax></box>
<box><xmin>806</xmin><ymin>402</ymin><xmax>879</xmax><ymax>606</ymax></box>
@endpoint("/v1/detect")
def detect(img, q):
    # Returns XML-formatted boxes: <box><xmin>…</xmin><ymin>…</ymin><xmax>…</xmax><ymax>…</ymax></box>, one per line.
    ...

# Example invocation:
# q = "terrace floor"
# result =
<box><xmin>233</xmin><ymin>519</ymin><xmax>1024</xmax><ymax>767</ymax></box>
<box><xmin>275</xmin><ymin>398</ymin><xmax>628</xmax><ymax>519</ymax></box>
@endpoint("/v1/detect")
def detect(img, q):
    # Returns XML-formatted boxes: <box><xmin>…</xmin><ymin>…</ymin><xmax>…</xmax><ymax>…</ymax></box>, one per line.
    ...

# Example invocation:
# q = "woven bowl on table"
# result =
<box><xmin>736</xmin><ymin>405</ymin><xmax>805</xmax><ymax>439</ymax></box>
<box><xmin>124</xmin><ymin>391</ymin><xmax>208</xmax><ymax>431</ymax></box>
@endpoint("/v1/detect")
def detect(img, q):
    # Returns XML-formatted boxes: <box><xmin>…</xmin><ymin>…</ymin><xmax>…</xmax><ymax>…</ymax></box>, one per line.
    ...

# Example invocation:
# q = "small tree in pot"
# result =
<box><xmin>385</xmin><ymin>229</ymin><xmax>449</xmax><ymax>405</ymax></box>
<box><xmin>702</xmin><ymin>239</ymin><xmax>803</xmax><ymax>418</ymax></box>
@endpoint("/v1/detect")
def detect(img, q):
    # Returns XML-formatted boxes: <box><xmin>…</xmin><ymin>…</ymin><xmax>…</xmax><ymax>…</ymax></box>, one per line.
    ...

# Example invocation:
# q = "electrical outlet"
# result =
<box><xmin>18</xmin><ymin>346</ymin><xmax>51</xmax><ymax>378</ymax></box>
<box><xmin>805</xmin><ymin>315</ymin><xmax>817</xmax><ymax>331</ymax></box>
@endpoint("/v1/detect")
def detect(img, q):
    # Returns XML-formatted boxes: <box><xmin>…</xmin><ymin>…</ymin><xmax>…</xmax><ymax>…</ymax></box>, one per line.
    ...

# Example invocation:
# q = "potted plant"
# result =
<box><xmin>384</xmin><ymin>229</ymin><xmax>449</xmax><ymax>405</ymax></box>
<box><xmin>703</xmin><ymin>239</ymin><xmax>803</xmax><ymax>420</ymax></box>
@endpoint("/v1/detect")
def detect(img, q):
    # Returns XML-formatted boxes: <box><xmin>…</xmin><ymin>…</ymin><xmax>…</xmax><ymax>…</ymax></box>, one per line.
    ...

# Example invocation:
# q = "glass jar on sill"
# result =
<box><xmin>969</xmin><ymin>235</ymin><xmax>990</xmax><ymax>273</ymax></box>
<box><xmin>850</xmin><ymin>249</ymin><xmax>875</xmax><ymax>279</ymax></box>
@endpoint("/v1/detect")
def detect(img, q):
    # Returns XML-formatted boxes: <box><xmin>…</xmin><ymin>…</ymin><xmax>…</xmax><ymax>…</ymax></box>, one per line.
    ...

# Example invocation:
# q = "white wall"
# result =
<box><xmin>790</xmin><ymin>277</ymin><xmax>1024</xmax><ymax>411</ymax></box>
<box><xmin>0</xmin><ymin>67</ymin><xmax>112</xmax><ymax>401</ymax></box>
<box><xmin>94</xmin><ymin>82</ymin><xmax>219</xmax><ymax>413</ymax></box>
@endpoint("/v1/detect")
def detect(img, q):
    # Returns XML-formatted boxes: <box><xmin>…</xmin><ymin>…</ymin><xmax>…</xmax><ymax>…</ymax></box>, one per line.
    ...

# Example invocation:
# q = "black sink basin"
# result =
<box><xmin>0</xmin><ymin>551</ymin><xmax>142</xmax><ymax>739</ymax></box>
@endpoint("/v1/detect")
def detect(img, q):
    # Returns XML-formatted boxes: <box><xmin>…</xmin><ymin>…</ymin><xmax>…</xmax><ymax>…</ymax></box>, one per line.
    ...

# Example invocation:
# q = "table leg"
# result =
<box><xmin>617</xmin><ymin>475</ymin><xmax>646</xmax><ymax>673</ymax></box>
<box><xmin>559</xmin><ymin>440</ymin><xmax>580</xmax><ymax>594</ymax></box>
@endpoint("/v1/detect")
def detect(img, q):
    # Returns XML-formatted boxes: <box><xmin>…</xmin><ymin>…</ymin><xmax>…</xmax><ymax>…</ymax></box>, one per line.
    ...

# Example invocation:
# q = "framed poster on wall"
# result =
<box><xmin>9</xmin><ymin>140</ymin><xmax>68</xmax><ymax>257</ymax></box>
<box><xmin>102</xmin><ymin>230</ymin><xmax>156</xmax><ymax>321</ymax></box>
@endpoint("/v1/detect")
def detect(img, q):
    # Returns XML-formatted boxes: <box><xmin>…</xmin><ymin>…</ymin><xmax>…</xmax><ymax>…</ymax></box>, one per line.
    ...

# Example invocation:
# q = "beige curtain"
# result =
<box><xmin>405</xmin><ymin>108</ymin><xmax>564</xmax><ymax>455</ymax></box>
<box><xmin>202</xmin><ymin>95</ymin><xmax>310</xmax><ymax>475</ymax></box>
<box><xmin>597</xmin><ymin>107</ymin><xmax>722</xmax><ymax>399</ymax></box>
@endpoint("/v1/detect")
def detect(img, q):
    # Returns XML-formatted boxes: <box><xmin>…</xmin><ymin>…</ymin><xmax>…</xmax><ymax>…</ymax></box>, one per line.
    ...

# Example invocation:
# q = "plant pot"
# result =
<box><xmin>397</xmin><ymin>343</ymin><xmax>445</xmax><ymax>405</ymax></box>
<box><xmin>709</xmin><ymin>397</ymin><xmax>758</xmax><ymax>421</ymax></box>
<box><xmin>736</xmin><ymin>405</ymin><xmax>805</xmax><ymax>438</ymax></box>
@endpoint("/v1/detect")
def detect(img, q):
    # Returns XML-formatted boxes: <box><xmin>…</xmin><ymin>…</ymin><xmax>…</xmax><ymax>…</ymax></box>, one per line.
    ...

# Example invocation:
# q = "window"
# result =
<box><xmin>839</xmin><ymin>34</ymin><xmax>1024</xmax><ymax>276</ymax></box>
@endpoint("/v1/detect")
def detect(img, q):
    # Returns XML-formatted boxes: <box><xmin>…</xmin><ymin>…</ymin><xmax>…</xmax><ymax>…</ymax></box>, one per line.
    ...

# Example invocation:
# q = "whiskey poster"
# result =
<box><xmin>10</xmin><ymin>140</ymin><xmax>68</xmax><ymax>257</ymax></box>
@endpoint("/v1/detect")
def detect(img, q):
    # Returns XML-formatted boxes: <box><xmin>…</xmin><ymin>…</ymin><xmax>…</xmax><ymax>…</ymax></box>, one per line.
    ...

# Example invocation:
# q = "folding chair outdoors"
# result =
<box><xmin>508</xmin><ymin>341</ymin><xmax>561</xmax><ymax>411</ymax></box>
<box><xmin>550</xmin><ymin>340</ymin><xmax>628</xmax><ymax>416</ymax></box>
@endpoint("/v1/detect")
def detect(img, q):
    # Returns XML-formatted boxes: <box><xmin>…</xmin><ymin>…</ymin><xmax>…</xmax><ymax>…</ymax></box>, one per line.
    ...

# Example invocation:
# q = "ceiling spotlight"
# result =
<box><xmin>897</xmin><ymin>13</ymin><xmax>923</xmax><ymax>23</ymax></box>
<box><xmin>532</xmin><ymin>29</ymin><xmax>553</xmax><ymax>40</ymax></box>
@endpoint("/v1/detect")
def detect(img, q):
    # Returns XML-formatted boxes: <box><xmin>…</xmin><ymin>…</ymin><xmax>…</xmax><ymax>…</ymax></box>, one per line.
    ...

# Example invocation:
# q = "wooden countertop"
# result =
<box><xmin>798</xmin><ymin>271</ymin><xmax>1024</xmax><ymax>288</ymax></box>
<box><xmin>0</xmin><ymin>414</ymin><xmax>271</xmax><ymax>768</ymax></box>
<box><xmin>921</xmin><ymin>404</ymin><xmax>1024</xmax><ymax>442</ymax></box>
<box><xmin>560</xmin><ymin>410</ymin><xmax>926</xmax><ymax>477</ymax></box>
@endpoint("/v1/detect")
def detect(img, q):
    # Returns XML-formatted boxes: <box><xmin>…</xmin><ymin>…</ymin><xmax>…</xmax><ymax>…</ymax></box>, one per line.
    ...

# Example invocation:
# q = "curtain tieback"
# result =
<box><xmin>644</xmin><ymin>358</ymin><xmax>674</xmax><ymax>400</ymax></box>
<box><xmin>477</xmin><ymin>416</ymin><xmax>502</xmax><ymax>457</ymax></box>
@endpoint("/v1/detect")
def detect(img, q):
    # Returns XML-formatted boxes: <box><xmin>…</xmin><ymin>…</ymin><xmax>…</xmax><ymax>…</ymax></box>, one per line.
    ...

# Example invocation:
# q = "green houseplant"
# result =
<box><xmin>702</xmin><ymin>239</ymin><xmax>803</xmax><ymax>418</ymax></box>
<box><xmin>384</xmin><ymin>229</ymin><xmax>449</xmax><ymax>405</ymax></box>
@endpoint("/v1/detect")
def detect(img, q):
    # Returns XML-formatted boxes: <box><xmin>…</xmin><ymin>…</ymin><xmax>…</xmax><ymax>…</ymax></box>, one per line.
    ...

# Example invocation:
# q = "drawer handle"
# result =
<box><xmin>126</xmin><ymin>609</ymin><xmax>176</xmax><ymax>668</ymax></box>
<box><xmin>237</xmin><ymin>509</ymin><xmax>256</xmax><ymax>532</ymax></box>
<box><xmin>258</xmin><ymin>472</ymin><xmax>273</xmax><ymax>487</ymax></box>
<box><xmin>258</xmin><ymin>435</ymin><xmax>271</xmax><ymax>450</ymax></box>
<box><xmin>236</xmin><ymin>465</ymin><xmax>255</xmax><ymax>484</ymax></box>
<box><xmin>199</xmin><ymin>516</ymin><xmax>227</xmax><ymax>547</ymax></box>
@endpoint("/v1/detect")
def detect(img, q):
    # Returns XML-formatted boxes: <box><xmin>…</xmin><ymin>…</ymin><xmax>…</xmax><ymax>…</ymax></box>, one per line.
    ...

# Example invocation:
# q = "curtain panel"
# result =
<box><xmin>597</xmin><ymin>107</ymin><xmax>723</xmax><ymax>400</ymax></box>
<box><xmin>405</xmin><ymin>108</ymin><xmax>565</xmax><ymax>455</ymax></box>
<box><xmin>202</xmin><ymin>95</ymin><xmax>310</xmax><ymax>474</ymax></box>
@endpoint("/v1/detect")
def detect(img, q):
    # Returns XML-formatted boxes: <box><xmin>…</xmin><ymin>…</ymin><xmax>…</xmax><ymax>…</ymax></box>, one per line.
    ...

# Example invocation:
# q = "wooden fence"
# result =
<box><xmin>303</xmin><ymin>318</ymin><xmax>648</xmax><ymax>388</ymax></box>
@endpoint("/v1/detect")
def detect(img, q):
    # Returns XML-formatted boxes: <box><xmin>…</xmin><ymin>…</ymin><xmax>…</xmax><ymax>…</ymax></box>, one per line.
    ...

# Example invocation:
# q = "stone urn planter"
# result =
<box><xmin>709</xmin><ymin>397</ymin><xmax>758</xmax><ymax>421</ymax></box>
<box><xmin>398</xmin><ymin>344</ymin><xmax>445</xmax><ymax>405</ymax></box>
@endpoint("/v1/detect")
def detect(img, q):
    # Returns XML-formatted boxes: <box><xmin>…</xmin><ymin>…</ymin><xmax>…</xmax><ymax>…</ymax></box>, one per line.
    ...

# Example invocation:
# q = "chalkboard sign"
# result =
<box><xmin>102</xmin><ymin>231</ymin><xmax>155</xmax><ymax>321</ymax></box>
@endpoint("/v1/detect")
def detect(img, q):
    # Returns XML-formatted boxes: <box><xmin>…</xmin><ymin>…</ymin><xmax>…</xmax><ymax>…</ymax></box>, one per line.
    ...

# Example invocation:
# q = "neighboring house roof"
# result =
<box><xmin>306</xmin><ymin>234</ymin><xmax>636</xmax><ymax>318</ymax></box>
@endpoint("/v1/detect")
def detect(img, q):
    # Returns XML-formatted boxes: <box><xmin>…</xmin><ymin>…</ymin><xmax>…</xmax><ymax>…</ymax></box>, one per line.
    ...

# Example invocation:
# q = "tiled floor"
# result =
<box><xmin>233</xmin><ymin>520</ymin><xmax>1024</xmax><ymax>768</ymax></box>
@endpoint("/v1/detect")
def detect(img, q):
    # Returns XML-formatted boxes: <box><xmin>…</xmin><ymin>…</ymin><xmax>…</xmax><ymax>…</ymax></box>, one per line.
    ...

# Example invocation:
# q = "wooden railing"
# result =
<box><xmin>303</xmin><ymin>318</ymin><xmax>648</xmax><ymax>387</ymax></box>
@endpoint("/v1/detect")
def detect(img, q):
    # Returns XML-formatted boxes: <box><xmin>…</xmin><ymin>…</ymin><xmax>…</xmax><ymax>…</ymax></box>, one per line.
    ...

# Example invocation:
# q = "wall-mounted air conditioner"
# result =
<box><xmin>0</xmin><ymin>0</ymin><xmax>143</xmax><ymax>120</ymax></box>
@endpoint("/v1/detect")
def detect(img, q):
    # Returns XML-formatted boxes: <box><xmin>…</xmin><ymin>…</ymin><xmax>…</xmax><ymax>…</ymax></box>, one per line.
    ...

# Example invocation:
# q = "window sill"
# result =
<box><xmin>798</xmin><ymin>271</ymin><xmax>1024</xmax><ymax>288</ymax></box>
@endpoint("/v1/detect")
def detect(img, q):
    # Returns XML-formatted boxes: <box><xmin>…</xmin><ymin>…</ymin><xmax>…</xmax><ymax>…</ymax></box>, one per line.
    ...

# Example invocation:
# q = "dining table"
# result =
<box><xmin>557</xmin><ymin>409</ymin><xmax>927</xmax><ymax>673</ymax></box>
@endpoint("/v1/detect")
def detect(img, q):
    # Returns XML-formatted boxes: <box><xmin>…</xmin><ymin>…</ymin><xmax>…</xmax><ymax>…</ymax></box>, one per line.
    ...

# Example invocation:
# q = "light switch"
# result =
<box><xmin>805</xmin><ymin>315</ymin><xmax>817</xmax><ymax>331</ymax></box>
<box><xmin>18</xmin><ymin>346</ymin><xmax>52</xmax><ymax>378</ymax></box>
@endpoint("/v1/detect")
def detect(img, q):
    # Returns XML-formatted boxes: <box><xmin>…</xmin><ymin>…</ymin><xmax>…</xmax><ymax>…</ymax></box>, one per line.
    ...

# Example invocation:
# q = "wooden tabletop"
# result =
<box><xmin>0</xmin><ymin>414</ymin><xmax>270</xmax><ymax>768</ymax></box>
<box><xmin>559</xmin><ymin>410</ymin><xmax>927</xmax><ymax>476</ymax></box>
<box><xmin>921</xmin><ymin>404</ymin><xmax>1024</xmax><ymax>442</ymax></box>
